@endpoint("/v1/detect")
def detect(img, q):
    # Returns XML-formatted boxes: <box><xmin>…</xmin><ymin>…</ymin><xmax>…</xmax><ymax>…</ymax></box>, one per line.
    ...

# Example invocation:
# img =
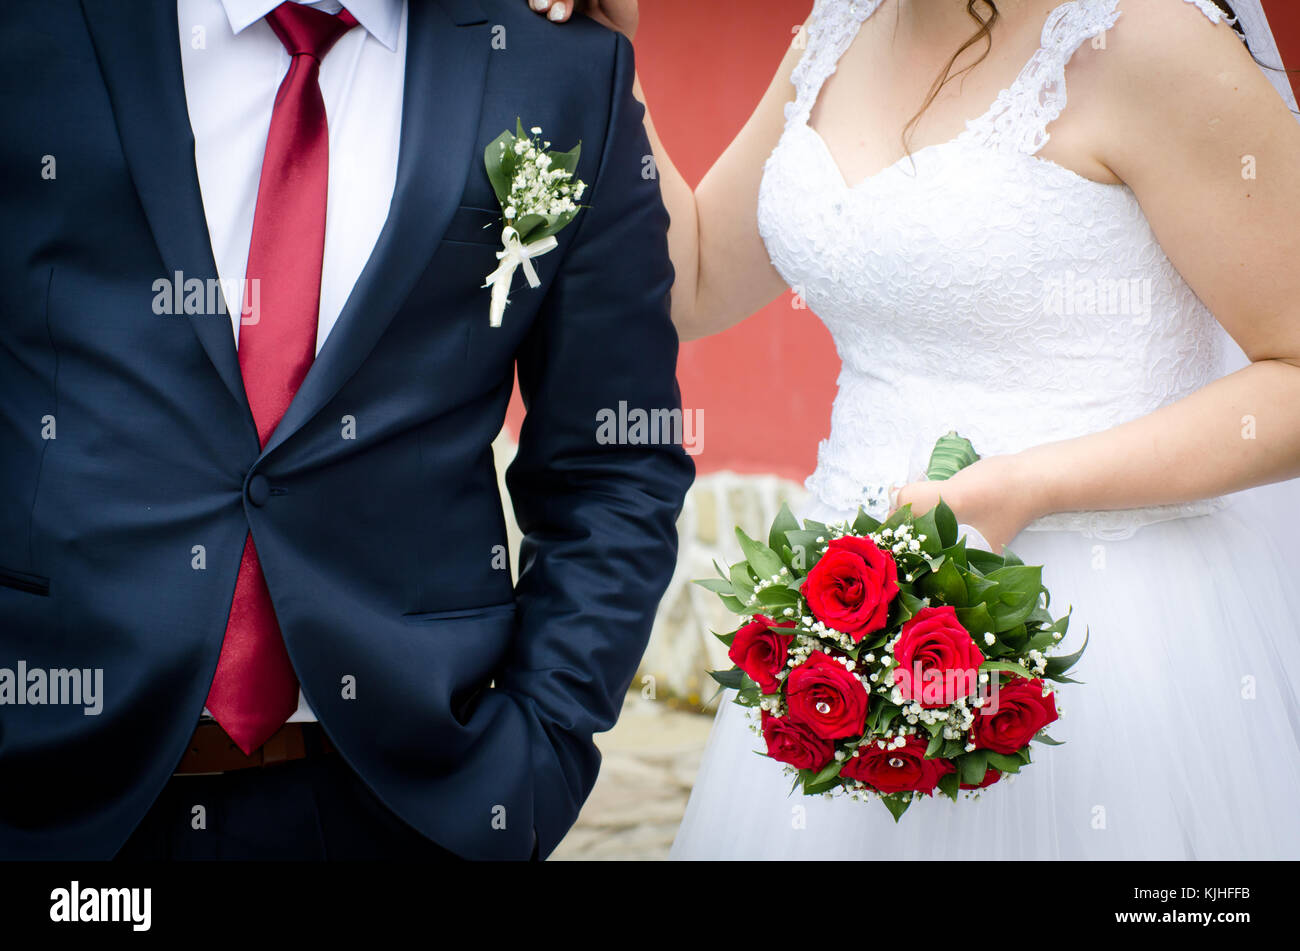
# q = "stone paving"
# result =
<box><xmin>549</xmin><ymin>694</ymin><xmax>716</xmax><ymax>861</ymax></box>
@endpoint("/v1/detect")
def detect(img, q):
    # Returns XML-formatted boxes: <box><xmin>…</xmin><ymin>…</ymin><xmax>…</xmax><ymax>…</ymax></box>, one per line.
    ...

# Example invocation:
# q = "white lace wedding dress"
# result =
<box><xmin>671</xmin><ymin>0</ymin><xmax>1300</xmax><ymax>860</ymax></box>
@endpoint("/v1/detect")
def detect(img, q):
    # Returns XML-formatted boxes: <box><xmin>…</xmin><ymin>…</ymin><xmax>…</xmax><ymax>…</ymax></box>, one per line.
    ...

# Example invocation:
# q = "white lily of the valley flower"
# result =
<box><xmin>483</xmin><ymin>226</ymin><xmax>558</xmax><ymax>328</ymax></box>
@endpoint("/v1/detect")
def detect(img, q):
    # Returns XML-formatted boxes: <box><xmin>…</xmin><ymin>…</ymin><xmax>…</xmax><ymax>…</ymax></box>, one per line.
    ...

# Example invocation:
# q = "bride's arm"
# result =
<box><xmin>899</xmin><ymin>1</ymin><xmax>1300</xmax><ymax>550</ymax></box>
<box><xmin>527</xmin><ymin>0</ymin><xmax>801</xmax><ymax>341</ymax></box>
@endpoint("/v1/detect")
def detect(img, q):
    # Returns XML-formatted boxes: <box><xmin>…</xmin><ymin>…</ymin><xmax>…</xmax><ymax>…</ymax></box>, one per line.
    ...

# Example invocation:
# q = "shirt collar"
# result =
<box><xmin>220</xmin><ymin>0</ymin><xmax>402</xmax><ymax>52</ymax></box>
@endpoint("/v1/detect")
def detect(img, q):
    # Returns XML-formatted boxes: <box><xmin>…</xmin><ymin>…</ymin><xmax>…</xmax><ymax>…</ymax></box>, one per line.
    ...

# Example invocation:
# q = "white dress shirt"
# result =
<box><xmin>178</xmin><ymin>0</ymin><xmax>407</xmax><ymax>723</ymax></box>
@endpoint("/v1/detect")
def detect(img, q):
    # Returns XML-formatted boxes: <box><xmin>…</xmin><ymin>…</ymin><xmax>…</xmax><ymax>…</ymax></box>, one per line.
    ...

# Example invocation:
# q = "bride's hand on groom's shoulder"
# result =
<box><xmin>525</xmin><ymin>0</ymin><xmax>638</xmax><ymax>39</ymax></box>
<box><xmin>892</xmin><ymin>454</ymin><xmax>1045</xmax><ymax>556</ymax></box>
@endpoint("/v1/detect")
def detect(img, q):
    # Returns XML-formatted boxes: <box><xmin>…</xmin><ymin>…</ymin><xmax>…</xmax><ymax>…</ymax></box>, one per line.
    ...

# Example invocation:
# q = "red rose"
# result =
<box><xmin>971</xmin><ymin>677</ymin><xmax>1059</xmax><ymax>754</ymax></box>
<box><xmin>785</xmin><ymin>651</ymin><xmax>870</xmax><ymax>739</ymax></box>
<box><xmin>841</xmin><ymin>734</ymin><xmax>954</xmax><ymax>795</ymax></box>
<box><xmin>959</xmin><ymin>767</ymin><xmax>1002</xmax><ymax>790</ymax></box>
<box><xmin>728</xmin><ymin>615</ymin><xmax>795</xmax><ymax>694</ymax></box>
<box><xmin>761</xmin><ymin>711</ymin><xmax>834</xmax><ymax>770</ymax></box>
<box><xmin>803</xmin><ymin>535</ymin><xmax>899</xmax><ymax>641</ymax></box>
<box><xmin>892</xmin><ymin>606</ymin><xmax>984</xmax><ymax>708</ymax></box>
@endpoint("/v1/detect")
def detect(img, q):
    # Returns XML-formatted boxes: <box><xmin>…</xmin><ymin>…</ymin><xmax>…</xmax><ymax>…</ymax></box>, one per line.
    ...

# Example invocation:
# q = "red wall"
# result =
<box><xmin>507</xmin><ymin>0</ymin><xmax>1299</xmax><ymax>483</ymax></box>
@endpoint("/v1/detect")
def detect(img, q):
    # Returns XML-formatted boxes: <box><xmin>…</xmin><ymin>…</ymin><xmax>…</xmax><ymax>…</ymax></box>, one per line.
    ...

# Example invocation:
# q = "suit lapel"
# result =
<box><xmin>80</xmin><ymin>0</ymin><xmax>255</xmax><ymax>432</ymax></box>
<box><xmin>260</xmin><ymin>0</ymin><xmax>492</xmax><ymax>460</ymax></box>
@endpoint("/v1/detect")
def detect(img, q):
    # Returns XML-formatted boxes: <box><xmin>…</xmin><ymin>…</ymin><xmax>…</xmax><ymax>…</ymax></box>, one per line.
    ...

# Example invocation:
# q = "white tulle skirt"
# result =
<box><xmin>670</xmin><ymin>481</ymin><xmax>1300</xmax><ymax>860</ymax></box>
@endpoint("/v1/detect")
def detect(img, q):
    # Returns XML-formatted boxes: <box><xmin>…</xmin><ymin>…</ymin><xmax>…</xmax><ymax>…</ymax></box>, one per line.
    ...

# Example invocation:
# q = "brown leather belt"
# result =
<box><xmin>174</xmin><ymin>720</ymin><xmax>336</xmax><ymax>775</ymax></box>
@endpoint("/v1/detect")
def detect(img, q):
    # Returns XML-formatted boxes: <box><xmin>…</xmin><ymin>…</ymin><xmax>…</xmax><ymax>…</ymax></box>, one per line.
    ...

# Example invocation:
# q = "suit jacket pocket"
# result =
<box><xmin>402</xmin><ymin>600</ymin><xmax>516</xmax><ymax>623</ymax></box>
<box><xmin>0</xmin><ymin>565</ymin><xmax>51</xmax><ymax>597</ymax></box>
<box><xmin>440</xmin><ymin>205</ymin><xmax>503</xmax><ymax>246</ymax></box>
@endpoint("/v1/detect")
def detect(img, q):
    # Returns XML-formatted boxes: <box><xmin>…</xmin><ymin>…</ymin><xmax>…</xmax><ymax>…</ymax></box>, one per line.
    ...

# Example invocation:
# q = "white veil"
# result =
<box><xmin>1213</xmin><ymin>1</ymin><xmax>1296</xmax><ymax>531</ymax></box>
<box><xmin>1230</xmin><ymin>0</ymin><xmax>1299</xmax><ymax>119</ymax></box>
<box><xmin>1215</xmin><ymin>0</ymin><xmax>1297</xmax><ymax>371</ymax></box>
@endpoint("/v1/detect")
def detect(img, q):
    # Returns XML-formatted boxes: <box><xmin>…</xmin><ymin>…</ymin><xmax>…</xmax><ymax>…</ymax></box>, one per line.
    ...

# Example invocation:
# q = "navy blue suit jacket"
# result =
<box><xmin>0</xmin><ymin>0</ymin><xmax>693</xmax><ymax>859</ymax></box>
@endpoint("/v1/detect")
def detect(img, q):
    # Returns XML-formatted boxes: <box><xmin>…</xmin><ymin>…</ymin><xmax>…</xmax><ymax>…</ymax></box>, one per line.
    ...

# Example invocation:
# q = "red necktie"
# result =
<box><xmin>205</xmin><ymin>2</ymin><xmax>359</xmax><ymax>756</ymax></box>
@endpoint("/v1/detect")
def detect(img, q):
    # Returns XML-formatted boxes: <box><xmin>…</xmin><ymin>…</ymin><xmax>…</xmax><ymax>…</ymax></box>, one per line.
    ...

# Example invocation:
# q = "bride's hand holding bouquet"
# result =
<box><xmin>699</xmin><ymin>434</ymin><xmax>1086</xmax><ymax>821</ymax></box>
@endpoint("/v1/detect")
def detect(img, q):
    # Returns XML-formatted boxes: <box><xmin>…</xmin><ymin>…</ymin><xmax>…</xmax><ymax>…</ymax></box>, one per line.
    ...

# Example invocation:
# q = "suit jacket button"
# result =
<box><xmin>247</xmin><ymin>474</ymin><xmax>270</xmax><ymax>507</ymax></box>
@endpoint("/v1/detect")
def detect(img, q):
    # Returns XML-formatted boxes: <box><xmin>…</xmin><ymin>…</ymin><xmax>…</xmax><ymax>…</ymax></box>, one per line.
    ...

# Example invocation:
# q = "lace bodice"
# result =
<box><xmin>758</xmin><ymin>0</ymin><xmax>1230</xmax><ymax>538</ymax></box>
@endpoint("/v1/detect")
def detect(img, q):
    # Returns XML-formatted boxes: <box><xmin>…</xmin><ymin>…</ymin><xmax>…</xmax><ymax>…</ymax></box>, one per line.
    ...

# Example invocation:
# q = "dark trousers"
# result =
<box><xmin>114</xmin><ymin>733</ymin><xmax>459</xmax><ymax>861</ymax></box>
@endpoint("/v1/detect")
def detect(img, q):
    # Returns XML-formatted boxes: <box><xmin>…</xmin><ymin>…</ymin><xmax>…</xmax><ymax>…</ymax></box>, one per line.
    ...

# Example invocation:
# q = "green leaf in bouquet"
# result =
<box><xmin>993</xmin><ymin>605</ymin><xmax>1034</xmax><ymax>634</ymax></box>
<box><xmin>768</xmin><ymin>502</ymin><xmax>801</xmax><ymax>554</ymax></box>
<box><xmin>737</xmin><ymin>683</ymin><xmax>763</xmax><ymax>706</ymax></box>
<box><xmin>984</xmin><ymin>751</ymin><xmax>1024</xmax><ymax>774</ymax></box>
<box><xmin>712</xmin><ymin>629</ymin><xmax>737</xmax><ymax>647</ymax></box>
<box><xmin>782</xmin><ymin>529</ymin><xmax>826</xmax><ymax>573</ymax></box>
<box><xmin>921</xmin><ymin>555</ymin><xmax>968</xmax><ymax>606</ymax></box>
<box><xmin>965</xmin><ymin>548</ymin><xmax>1008</xmax><ymax>575</ymax></box>
<box><xmin>712</xmin><ymin>559</ymin><xmax>729</xmax><ymax>580</ymax></box>
<box><xmin>881</xmin><ymin>794</ymin><xmax>912</xmax><ymax>823</ymax></box>
<box><xmin>866</xmin><ymin>701</ymin><xmax>901</xmax><ymax>736</ymax></box>
<box><xmin>958</xmin><ymin>751</ymin><xmax>989</xmax><ymax>787</ymax></box>
<box><xmin>924</xmin><ymin>730</ymin><xmax>946</xmax><ymax>759</ymax></box>
<box><xmin>1033</xmin><ymin>732</ymin><xmax>1064</xmax><ymax>746</ymax></box>
<box><xmin>979</xmin><ymin>659</ymin><xmax>1035</xmax><ymax>680</ymax></box>
<box><xmin>941</xmin><ymin>738</ymin><xmax>968</xmax><ymax>759</ymax></box>
<box><xmin>926</xmin><ymin>432</ymin><xmax>980</xmax><ymax>481</ymax></box>
<box><xmin>851</xmin><ymin>507</ymin><xmax>883</xmax><ymax>536</ymax></box>
<box><xmin>717</xmin><ymin>594</ymin><xmax>748</xmax><ymax>615</ymax></box>
<box><xmin>963</xmin><ymin>570</ymin><xmax>998</xmax><ymax>604</ymax></box>
<box><xmin>708</xmin><ymin>668</ymin><xmax>747</xmax><ymax>690</ymax></box>
<box><xmin>808</xmin><ymin>758</ymin><xmax>845</xmax><ymax>789</ymax></box>
<box><xmin>912</xmin><ymin>508</ymin><xmax>944</xmax><ymax>556</ymax></box>
<box><xmin>985</xmin><ymin>565</ymin><xmax>1043</xmax><ymax>602</ymax></box>
<box><xmin>937</xmin><ymin>771</ymin><xmax>961</xmax><ymax>802</ymax></box>
<box><xmin>981</xmin><ymin>640</ymin><xmax>1016</xmax><ymax>660</ymax></box>
<box><xmin>999</xmin><ymin>547</ymin><xmax>1025</xmax><ymax>567</ymax></box>
<box><xmin>1017</xmin><ymin>747</ymin><xmax>1033</xmax><ymax>764</ymax></box>
<box><xmin>754</xmin><ymin>585</ymin><xmax>799</xmax><ymax>609</ymax></box>
<box><xmin>803</xmin><ymin>776</ymin><xmax>844</xmax><ymax>797</ymax></box>
<box><xmin>880</xmin><ymin>503</ymin><xmax>914</xmax><ymax>533</ymax></box>
<box><xmin>934</xmin><ymin>499</ymin><xmax>960</xmax><ymax>549</ymax></box>
<box><xmin>1025</xmin><ymin>603</ymin><xmax>1055</xmax><ymax>627</ymax></box>
<box><xmin>985</xmin><ymin>565</ymin><xmax>1044</xmax><ymax>631</ymax></box>
<box><xmin>1024</xmin><ymin>629</ymin><xmax>1059</xmax><ymax>653</ymax></box>
<box><xmin>853</xmin><ymin>629</ymin><xmax>891</xmax><ymax>654</ymax></box>
<box><xmin>937</xmin><ymin>536</ymin><xmax>969</xmax><ymax>571</ymax></box>
<box><xmin>728</xmin><ymin>562</ymin><xmax>756</xmax><ymax>602</ymax></box>
<box><xmin>1043</xmin><ymin>625</ymin><xmax>1088</xmax><ymax>680</ymax></box>
<box><xmin>801</xmin><ymin>518</ymin><xmax>831</xmax><ymax>538</ymax></box>
<box><xmin>888</xmin><ymin>588</ymin><xmax>929</xmax><ymax>628</ymax></box>
<box><xmin>1048</xmin><ymin>609</ymin><xmax>1072</xmax><ymax>638</ymax></box>
<box><xmin>693</xmin><ymin>578</ymin><xmax>735</xmax><ymax>596</ymax></box>
<box><xmin>956</xmin><ymin>603</ymin><xmax>996</xmax><ymax>639</ymax></box>
<box><xmin>735</xmin><ymin>527</ymin><xmax>786</xmax><ymax>582</ymax></box>
<box><xmin>998</xmin><ymin>624</ymin><xmax>1029</xmax><ymax>651</ymax></box>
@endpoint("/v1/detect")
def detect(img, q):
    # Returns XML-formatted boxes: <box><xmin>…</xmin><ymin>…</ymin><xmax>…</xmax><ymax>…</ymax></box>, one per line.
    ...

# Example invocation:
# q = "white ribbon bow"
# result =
<box><xmin>482</xmin><ymin>226</ymin><xmax>558</xmax><ymax>328</ymax></box>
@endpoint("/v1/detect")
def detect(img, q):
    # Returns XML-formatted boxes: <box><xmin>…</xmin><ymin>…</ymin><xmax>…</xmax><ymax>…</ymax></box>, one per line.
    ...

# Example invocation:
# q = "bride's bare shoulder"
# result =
<box><xmin>1066</xmin><ymin>0</ymin><xmax>1288</xmax><ymax>175</ymax></box>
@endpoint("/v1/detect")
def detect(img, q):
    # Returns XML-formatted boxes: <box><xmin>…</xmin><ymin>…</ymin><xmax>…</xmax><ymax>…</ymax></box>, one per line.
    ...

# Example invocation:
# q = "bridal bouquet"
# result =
<box><xmin>701</xmin><ymin>435</ymin><xmax>1085</xmax><ymax>820</ymax></box>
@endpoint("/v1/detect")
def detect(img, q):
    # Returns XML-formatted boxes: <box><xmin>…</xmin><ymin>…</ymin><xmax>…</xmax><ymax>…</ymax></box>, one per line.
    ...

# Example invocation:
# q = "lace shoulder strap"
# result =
<box><xmin>965</xmin><ymin>0</ymin><xmax>1122</xmax><ymax>155</ymax></box>
<box><xmin>785</xmin><ymin>0</ymin><xmax>885</xmax><ymax>128</ymax></box>
<box><xmin>1181</xmin><ymin>0</ymin><xmax>1234</xmax><ymax>25</ymax></box>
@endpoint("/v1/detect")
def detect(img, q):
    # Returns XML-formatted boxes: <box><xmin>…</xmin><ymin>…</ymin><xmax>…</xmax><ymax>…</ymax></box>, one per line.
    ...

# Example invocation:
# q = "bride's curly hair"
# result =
<box><xmin>904</xmin><ymin>0</ymin><xmax>1292</xmax><ymax>154</ymax></box>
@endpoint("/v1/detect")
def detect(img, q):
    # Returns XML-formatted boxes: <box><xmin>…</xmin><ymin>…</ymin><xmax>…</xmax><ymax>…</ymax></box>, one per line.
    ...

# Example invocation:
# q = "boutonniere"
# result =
<box><xmin>481</xmin><ymin>120</ymin><xmax>586</xmax><ymax>327</ymax></box>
